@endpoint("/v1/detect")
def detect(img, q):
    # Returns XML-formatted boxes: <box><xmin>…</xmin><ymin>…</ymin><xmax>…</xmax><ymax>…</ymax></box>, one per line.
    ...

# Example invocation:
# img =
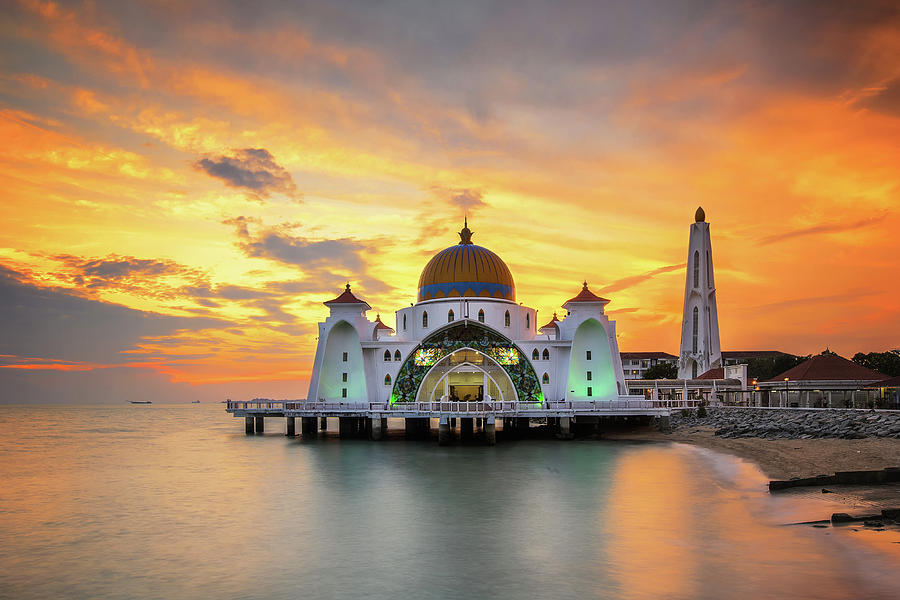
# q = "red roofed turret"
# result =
<box><xmin>539</xmin><ymin>312</ymin><xmax>561</xmax><ymax>331</ymax></box>
<box><xmin>563</xmin><ymin>281</ymin><xmax>609</xmax><ymax>308</ymax></box>
<box><xmin>373</xmin><ymin>314</ymin><xmax>394</xmax><ymax>332</ymax></box>
<box><xmin>324</xmin><ymin>283</ymin><xmax>372</xmax><ymax>310</ymax></box>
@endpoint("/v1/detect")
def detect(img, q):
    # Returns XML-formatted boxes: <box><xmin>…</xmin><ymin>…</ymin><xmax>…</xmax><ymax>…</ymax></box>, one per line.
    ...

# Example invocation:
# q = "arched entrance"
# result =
<box><xmin>389</xmin><ymin>321</ymin><xmax>543</xmax><ymax>404</ymax></box>
<box><xmin>416</xmin><ymin>347</ymin><xmax>517</xmax><ymax>403</ymax></box>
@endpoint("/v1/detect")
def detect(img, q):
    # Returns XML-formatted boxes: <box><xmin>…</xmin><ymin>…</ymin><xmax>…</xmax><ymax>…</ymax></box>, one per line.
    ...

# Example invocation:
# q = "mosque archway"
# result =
<box><xmin>415</xmin><ymin>347</ymin><xmax>517</xmax><ymax>403</ymax></box>
<box><xmin>389</xmin><ymin>321</ymin><xmax>543</xmax><ymax>404</ymax></box>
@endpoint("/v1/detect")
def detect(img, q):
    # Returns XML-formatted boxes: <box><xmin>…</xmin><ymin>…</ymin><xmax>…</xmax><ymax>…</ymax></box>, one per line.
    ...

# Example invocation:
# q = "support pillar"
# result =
<box><xmin>301</xmin><ymin>417</ymin><xmax>318</xmax><ymax>438</ymax></box>
<box><xmin>320</xmin><ymin>417</ymin><xmax>328</xmax><ymax>430</ymax></box>
<box><xmin>438</xmin><ymin>416</ymin><xmax>451</xmax><ymax>446</ymax></box>
<box><xmin>370</xmin><ymin>416</ymin><xmax>384</xmax><ymax>441</ymax></box>
<box><xmin>485</xmin><ymin>417</ymin><xmax>496</xmax><ymax>446</ymax></box>
<box><xmin>339</xmin><ymin>417</ymin><xmax>355</xmax><ymax>439</ymax></box>
<box><xmin>450</xmin><ymin>417</ymin><xmax>457</xmax><ymax>428</ymax></box>
<box><xmin>460</xmin><ymin>418</ymin><xmax>474</xmax><ymax>441</ymax></box>
<box><xmin>659</xmin><ymin>415</ymin><xmax>671</xmax><ymax>433</ymax></box>
<box><xmin>245</xmin><ymin>416</ymin><xmax>254</xmax><ymax>435</ymax></box>
<box><xmin>286</xmin><ymin>416</ymin><xmax>296</xmax><ymax>437</ymax></box>
<box><xmin>517</xmin><ymin>417</ymin><xmax>529</xmax><ymax>434</ymax></box>
<box><xmin>254</xmin><ymin>416</ymin><xmax>264</xmax><ymax>434</ymax></box>
<box><xmin>557</xmin><ymin>417</ymin><xmax>573</xmax><ymax>440</ymax></box>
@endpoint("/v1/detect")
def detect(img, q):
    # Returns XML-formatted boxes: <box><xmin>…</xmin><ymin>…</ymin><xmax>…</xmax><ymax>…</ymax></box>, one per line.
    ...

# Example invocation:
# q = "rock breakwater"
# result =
<box><xmin>672</xmin><ymin>408</ymin><xmax>900</xmax><ymax>440</ymax></box>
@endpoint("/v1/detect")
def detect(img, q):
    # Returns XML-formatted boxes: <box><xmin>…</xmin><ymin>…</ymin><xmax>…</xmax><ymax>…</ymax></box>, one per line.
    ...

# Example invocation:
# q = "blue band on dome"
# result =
<box><xmin>418</xmin><ymin>281</ymin><xmax>514</xmax><ymax>300</ymax></box>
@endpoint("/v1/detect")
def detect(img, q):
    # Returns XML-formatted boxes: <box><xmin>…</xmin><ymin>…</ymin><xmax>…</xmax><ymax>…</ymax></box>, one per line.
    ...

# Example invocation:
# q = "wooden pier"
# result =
<box><xmin>226</xmin><ymin>399</ymin><xmax>692</xmax><ymax>444</ymax></box>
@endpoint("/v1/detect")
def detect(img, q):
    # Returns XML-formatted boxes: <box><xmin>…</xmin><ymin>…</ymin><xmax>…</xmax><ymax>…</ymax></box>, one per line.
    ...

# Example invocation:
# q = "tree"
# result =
<box><xmin>746</xmin><ymin>353</ymin><xmax>807</xmax><ymax>381</ymax></box>
<box><xmin>643</xmin><ymin>362</ymin><xmax>678</xmax><ymax>379</ymax></box>
<box><xmin>852</xmin><ymin>352</ymin><xmax>900</xmax><ymax>377</ymax></box>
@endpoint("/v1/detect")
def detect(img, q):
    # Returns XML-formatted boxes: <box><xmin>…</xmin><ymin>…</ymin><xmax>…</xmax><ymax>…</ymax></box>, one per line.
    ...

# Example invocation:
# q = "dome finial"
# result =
<box><xmin>459</xmin><ymin>217</ymin><xmax>473</xmax><ymax>244</ymax></box>
<box><xmin>583</xmin><ymin>280</ymin><xmax>588</xmax><ymax>290</ymax></box>
<box><xmin>345</xmin><ymin>282</ymin><xmax>351</xmax><ymax>291</ymax></box>
<box><xmin>695</xmin><ymin>206</ymin><xmax>706</xmax><ymax>222</ymax></box>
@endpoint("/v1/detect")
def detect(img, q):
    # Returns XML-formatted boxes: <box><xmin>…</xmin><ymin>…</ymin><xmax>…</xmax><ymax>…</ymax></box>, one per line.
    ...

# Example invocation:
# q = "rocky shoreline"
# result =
<box><xmin>672</xmin><ymin>407</ymin><xmax>900</xmax><ymax>440</ymax></box>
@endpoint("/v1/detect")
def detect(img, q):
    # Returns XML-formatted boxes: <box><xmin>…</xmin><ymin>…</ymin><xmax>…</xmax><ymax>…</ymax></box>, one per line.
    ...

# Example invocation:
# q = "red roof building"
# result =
<box><xmin>767</xmin><ymin>354</ymin><xmax>887</xmax><ymax>382</ymax></box>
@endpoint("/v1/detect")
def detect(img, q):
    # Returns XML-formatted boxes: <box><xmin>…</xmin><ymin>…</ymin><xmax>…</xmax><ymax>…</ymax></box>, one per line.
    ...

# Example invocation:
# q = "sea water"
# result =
<box><xmin>0</xmin><ymin>404</ymin><xmax>897</xmax><ymax>600</ymax></box>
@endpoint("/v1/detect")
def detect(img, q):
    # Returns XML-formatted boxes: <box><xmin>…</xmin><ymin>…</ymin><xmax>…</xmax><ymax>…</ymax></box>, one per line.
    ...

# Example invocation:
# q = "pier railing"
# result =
<box><xmin>226</xmin><ymin>398</ymin><xmax>698</xmax><ymax>415</ymax></box>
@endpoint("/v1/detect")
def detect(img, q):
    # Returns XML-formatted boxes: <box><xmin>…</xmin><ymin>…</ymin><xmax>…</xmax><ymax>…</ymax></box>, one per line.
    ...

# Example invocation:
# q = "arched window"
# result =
<box><xmin>422</xmin><ymin>311</ymin><xmax>428</xmax><ymax>328</ymax></box>
<box><xmin>542</xmin><ymin>372</ymin><xmax>550</xmax><ymax>384</ymax></box>
<box><xmin>526</xmin><ymin>313</ymin><xmax>530</xmax><ymax>329</ymax></box>
<box><xmin>394</xmin><ymin>350</ymin><xmax>401</xmax><ymax>361</ymax></box>
<box><xmin>448</xmin><ymin>309</ymin><xmax>454</xmax><ymax>323</ymax></box>
<box><xmin>383</xmin><ymin>350</ymin><xmax>391</xmax><ymax>362</ymax></box>
<box><xmin>542</xmin><ymin>348</ymin><xmax>550</xmax><ymax>360</ymax></box>
<box><xmin>532</xmin><ymin>348</ymin><xmax>539</xmax><ymax>360</ymax></box>
<box><xmin>693</xmin><ymin>250</ymin><xmax>700</xmax><ymax>288</ymax></box>
<box><xmin>692</xmin><ymin>306</ymin><xmax>699</xmax><ymax>354</ymax></box>
<box><xmin>384</xmin><ymin>374</ymin><xmax>391</xmax><ymax>386</ymax></box>
<box><xmin>477</xmin><ymin>309</ymin><xmax>484</xmax><ymax>323</ymax></box>
<box><xmin>403</xmin><ymin>314</ymin><xmax>407</xmax><ymax>330</ymax></box>
<box><xmin>504</xmin><ymin>310</ymin><xmax>510</xmax><ymax>327</ymax></box>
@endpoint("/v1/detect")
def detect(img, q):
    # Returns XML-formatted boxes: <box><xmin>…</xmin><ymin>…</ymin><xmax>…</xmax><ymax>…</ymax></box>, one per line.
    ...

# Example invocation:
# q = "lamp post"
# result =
<box><xmin>784</xmin><ymin>377</ymin><xmax>790</xmax><ymax>407</ymax></box>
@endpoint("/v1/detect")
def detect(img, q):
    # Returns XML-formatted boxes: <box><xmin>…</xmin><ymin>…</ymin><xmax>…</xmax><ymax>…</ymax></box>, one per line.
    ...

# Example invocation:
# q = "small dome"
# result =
<box><xmin>695</xmin><ymin>206</ymin><xmax>706</xmax><ymax>222</ymax></box>
<box><xmin>417</xmin><ymin>221</ymin><xmax>515</xmax><ymax>303</ymax></box>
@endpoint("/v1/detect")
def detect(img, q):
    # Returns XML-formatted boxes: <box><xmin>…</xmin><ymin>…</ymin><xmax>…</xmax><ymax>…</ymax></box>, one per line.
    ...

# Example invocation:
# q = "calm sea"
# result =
<box><xmin>0</xmin><ymin>404</ymin><xmax>897</xmax><ymax>600</ymax></box>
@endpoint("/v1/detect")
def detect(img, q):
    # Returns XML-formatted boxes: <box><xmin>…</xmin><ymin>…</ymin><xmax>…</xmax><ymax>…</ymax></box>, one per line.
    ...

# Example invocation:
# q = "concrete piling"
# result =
<box><xmin>370</xmin><ymin>416</ymin><xmax>384</xmax><ymax>441</ymax></box>
<box><xmin>301</xmin><ymin>417</ymin><xmax>318</xmax><ymax>438</ymax></box>
<box><xmin>254</xmin><ymin>416</ymin><xmax>265</xmax><ymax>434</ymax></box>
<box><xmin>460</xmin><ymin>418</ymin><xmax>474</xmax><ymax>441</ymax></box>
<box><xmin>438</xmin><ymin>416</ymin><xmax>451</xmax><ymax>446</ymax></box>
<box><xmin>320</xmin><ymin>417</ymin><xmax>328</xmax><ymax>430</ymax></box>
<box><xmin>245</xmin><ymin>416</ymin><xmax>254</xmax><ymax>435</ymax></box>
<box><xmin>484</xmin><ymin>417</ymin><xmax>496</xmax><ymax>445</ymax></box>
<box><xmin>286</xmin><ymin>416</ymin><xmax>296</xmax><ymax>436</ymax></box>
<box><xmin>339</xmin><ymin>417</ymin><xmax>356</xmax><ymax>439</ymax></box>
<box><xmin>557</xmin><ymin>417</ymin><xmax>573</xmax><ymax>440</ymax></box>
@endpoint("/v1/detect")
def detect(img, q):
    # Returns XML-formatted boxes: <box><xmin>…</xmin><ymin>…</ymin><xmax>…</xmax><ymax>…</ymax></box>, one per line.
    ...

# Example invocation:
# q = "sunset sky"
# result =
<box><xmin>1</xmin><ymin>0</ymin><xmax>899</xmax><ymax>403</ymax></box>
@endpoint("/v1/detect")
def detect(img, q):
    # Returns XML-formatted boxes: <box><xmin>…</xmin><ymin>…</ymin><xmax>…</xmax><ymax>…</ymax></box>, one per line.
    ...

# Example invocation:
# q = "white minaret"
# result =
<box><xmin>678</xmin><ymin>206</ymin><xmax>722</xmax><ymax>379</ymax></box>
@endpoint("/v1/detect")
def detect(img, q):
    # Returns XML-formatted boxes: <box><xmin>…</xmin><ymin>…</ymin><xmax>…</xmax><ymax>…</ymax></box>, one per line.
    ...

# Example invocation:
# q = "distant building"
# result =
<box><xmin>619</xmin><ymin>352</ymin><xmax>677</xmax><ymax>379</ymax></box>
<box><xmin>678</xmin><ymin>207</ymin><xmax>722</xmax><ymax>379</ymax></box>
<box><xmin>760</xmin><ymin>353</ymin><xmax>887</xmax><ymax>408</ymax></box>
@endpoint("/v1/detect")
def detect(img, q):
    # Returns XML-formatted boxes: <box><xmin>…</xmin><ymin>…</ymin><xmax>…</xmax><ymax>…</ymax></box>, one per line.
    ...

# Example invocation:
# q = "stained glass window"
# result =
<box><xmin>488</xmin><ymin>347</ymin><xmax>519</xmax><ymax>365</ymax></box>
<box><xmin>414</xmin><ymin>348</ymin><xmax>443</xmax><ymax>366</ymax></box>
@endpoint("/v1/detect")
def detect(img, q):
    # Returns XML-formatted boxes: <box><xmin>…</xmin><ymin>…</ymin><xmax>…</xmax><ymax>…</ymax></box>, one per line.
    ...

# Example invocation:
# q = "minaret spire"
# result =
<box><xmin>678</xmin><ymin>207</ymin><xmax>721</xmax><ymax>379</ymax></box>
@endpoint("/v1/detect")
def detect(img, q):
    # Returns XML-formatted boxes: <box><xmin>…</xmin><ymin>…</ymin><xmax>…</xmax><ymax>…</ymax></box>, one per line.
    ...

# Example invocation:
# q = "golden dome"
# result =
<box><xmin>417</xmin><ymin>221</ymin><xmax>515</xmax><ymax>302</ymax></box>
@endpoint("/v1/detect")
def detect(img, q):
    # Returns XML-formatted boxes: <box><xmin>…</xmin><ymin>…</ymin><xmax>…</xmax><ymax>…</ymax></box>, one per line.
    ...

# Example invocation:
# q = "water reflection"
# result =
<box><xmin>0</xmin><ymin>406</ymin><xmax>897</xmax><ymax>600</ymax></box>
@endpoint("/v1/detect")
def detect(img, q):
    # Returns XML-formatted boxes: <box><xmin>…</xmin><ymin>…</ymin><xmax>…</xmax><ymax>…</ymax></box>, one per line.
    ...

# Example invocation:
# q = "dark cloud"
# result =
<box><xmin>54</xmin><ymin>255</ymin><xmax>202</xmax><ymax>295</ymax></box>
<box><xmin>598</xmin><ymin>263</ymin><xmax>686</xmax><ymax>295</ymax></box>
<box><xmin>758</xmin><ymin>214</ymin><xmax>887</xmax><ymax>245</ymax></box>
<box><xmin>222</xmin><ymin>216</ymin><xmax>396</xmax><ymax>302</ymax></box>
<box><xmin>0</xmin><ymin>265</ymin><xmax>224</xmax><ymax>365</ymax></box>
<box><xmin>448</xmin><ymin>188</ymin><xmax>486</xmax><ymax>214</ymax></box>
<box><xmin>194</xmin><ymin>148</ymin><xmax>298</xmax><ymax>200</ymax></box>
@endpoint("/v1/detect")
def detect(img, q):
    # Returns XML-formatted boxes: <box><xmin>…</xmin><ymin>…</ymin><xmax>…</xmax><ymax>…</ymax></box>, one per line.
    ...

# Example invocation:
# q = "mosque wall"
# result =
<box><xmin>566</xmin><ymin>318</ymin><xmax>619</xmax><ymax>401</ymax></box>
<box><xmin>317</xmin><ymin>320</ymin><xmax>367</xmax><ymax>402</ymax></box>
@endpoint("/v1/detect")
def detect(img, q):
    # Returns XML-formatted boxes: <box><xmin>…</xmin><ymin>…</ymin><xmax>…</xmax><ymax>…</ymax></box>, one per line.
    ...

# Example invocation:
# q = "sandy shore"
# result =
<box><xmin>605</xmin><ymin>425</ymin><xmax>900</xmax><ymax>510</ymax></box>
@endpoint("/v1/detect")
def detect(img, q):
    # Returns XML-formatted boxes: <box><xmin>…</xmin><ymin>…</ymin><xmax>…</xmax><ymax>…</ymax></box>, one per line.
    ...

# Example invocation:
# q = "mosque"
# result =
<box><xmin>306</xmin><ymin>219</ymin><xmax>631</xmax><ymax>406</ymax></box>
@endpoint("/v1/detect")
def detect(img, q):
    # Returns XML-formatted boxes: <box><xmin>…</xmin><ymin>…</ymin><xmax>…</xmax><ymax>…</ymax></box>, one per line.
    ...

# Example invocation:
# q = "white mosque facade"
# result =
<box><xmin>306</xmin><ymin>221</ymin><xmax>631</xmax><ymax>406</ymax></box>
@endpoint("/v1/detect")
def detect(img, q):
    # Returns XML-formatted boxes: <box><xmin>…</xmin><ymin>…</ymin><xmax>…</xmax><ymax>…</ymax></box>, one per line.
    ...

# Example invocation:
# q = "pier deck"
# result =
<box><xmin>226</xmin><ymin>399</ymin><xmax>679</xmax><ymax>419</ymax></box>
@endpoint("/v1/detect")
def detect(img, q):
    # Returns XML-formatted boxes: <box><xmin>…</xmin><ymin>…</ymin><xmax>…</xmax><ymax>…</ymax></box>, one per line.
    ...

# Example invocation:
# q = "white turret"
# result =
<box><xmin>678</xmin><ymin>207</ymin><xmax>722</xmax><ymax>379</ymax></box>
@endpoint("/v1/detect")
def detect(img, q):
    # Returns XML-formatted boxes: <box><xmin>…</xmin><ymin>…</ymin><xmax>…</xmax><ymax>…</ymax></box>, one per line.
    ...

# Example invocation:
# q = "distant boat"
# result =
<box><xmin>191</xmin><ymin>400</ymin><xmax>201</xmax><ymax>404</ymax></box>
<box><xmin>129</xmin><ymin>400</ymin><xmax>152</xmax><ymax>405</ymax></box>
